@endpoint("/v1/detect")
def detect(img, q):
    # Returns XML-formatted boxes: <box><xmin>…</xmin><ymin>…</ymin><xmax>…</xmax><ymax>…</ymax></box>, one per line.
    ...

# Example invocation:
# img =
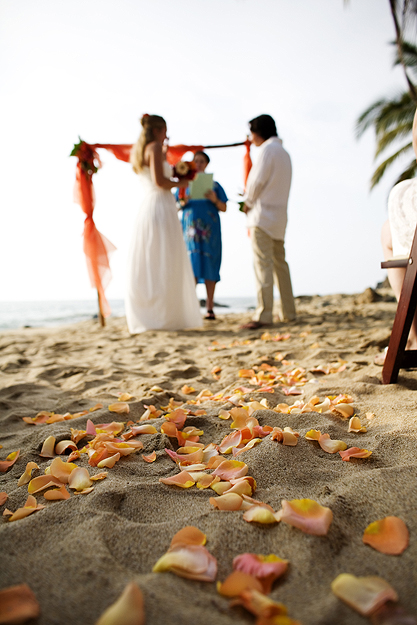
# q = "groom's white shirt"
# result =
<box><xmin>244</xmin><ymin>136</ymin><xmax>292</xmax><ymax>241</ymax></box>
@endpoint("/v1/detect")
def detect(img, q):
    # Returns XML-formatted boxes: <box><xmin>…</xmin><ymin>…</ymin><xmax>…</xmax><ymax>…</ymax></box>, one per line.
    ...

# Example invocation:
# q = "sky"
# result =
<box><xmin>0</xmin><ymin>0</ymin><xmax>411</xmax><ymax>304</ymax></box>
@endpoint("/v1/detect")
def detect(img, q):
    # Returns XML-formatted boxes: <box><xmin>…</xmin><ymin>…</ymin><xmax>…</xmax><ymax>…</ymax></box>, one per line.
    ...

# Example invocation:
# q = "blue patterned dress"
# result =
<box><xmin>179</xmin><ymin>182</ymin><xmax>228</xmax><ymax>283</ymax></box>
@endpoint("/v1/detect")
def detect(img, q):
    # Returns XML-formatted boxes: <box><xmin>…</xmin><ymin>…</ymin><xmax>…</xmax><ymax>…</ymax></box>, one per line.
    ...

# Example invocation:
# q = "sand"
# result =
<box><xmin>0</xmin><ymin>289</ymin><xmax>416</xmax><ymax>625</ymax></box>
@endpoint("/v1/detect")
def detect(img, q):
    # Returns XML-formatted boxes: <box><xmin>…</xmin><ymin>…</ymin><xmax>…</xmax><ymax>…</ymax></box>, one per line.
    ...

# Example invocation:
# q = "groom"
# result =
<box><xmin>241</xmin><ymin>114</ymin><xmax>296</xmax><ymax>329</ymax></box>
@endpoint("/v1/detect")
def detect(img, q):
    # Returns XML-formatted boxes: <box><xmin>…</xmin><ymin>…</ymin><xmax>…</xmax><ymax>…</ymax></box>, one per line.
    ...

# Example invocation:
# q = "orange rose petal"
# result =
<box><xmin>210</xmin><ymin>480</ymin><xmax>231</xmax><ymax>495</ymax></box>
<box><xmin>96</xmin><ymin>422</ymin><xmax>125</xmax><ymax>435</ymax></box>
<box><xmin>318</xmin><ymin>434</ymin><xmax>347</xmax><ymax>454</ymax></box>
<box><xmin>90</xmin><ymin>472</ymin><xmax>107</xmax><ymax>481</ymax></box>
<box><xmin>97</xmin><ymin>452</ymin><xmax>121</xmax><ymax>468</ymax></box>
<box><xmin>332</xmin><ymin>403</ymin><xmax>355</xmax><ymax>418</ymax></box>
<box><xmin>243</xmin><ymin>505</ymin><xmax>279</xmax><ymax>524</ymax></box>
<box><xmin>348</xmin><ymin>416</ymin><xmax>367</xmax><ymax>433</ymax></box>
<box><xmin>142</xmin><ymin>451</ymin><xmax>157</xmax><ymax>463</ymax></box>
<box><xmin>0</xmin><ymin>584</ymin><xmax>40</xmax><ymax>623</ymax></box>
<box><xmin>153</xmin><ymin>544</ymin><xmax>217</xmax><ymax>581</ymax></box>
<box><xmin>181</xmin><ymin>385</ymin><xmax>196</xmax><ymax>394</ymax></box>
<box><xmin>89</xmin><ymin>403</ymin><xmax>103</xmax><ymax>412</ymax></box>
<box><xmin>170</xmin><ymin>526</ymin><xmax>206</xmax><ymax>548</ymax></box>
<box><xmin>0</xmin><ymin>492</ymin><xmax>8</xmax><ymax>505</ymax></box>
<box><xmin>222</xmin><ymin>480</ymin><xmax>253</xmax><ymax>497</ymax></box>
<box><xmin>159</xmin><ymin>471</ymin><xmax>195</xmax><ymax>488</ymax></box>
<box><xmin>339</xmin><ymin>447</ymin><xmax>372</xmax><ymax>461</ymax></box>
<box><xmin>237</xmin><ymin>588</ymin><xmax>289</xmax><ymax>619</ymax></box>
<box><xmin>233</xmin><ymin>553</ymin><xmax>289</xmax><ymax>594</ymax></box>
<box><xmin>118</xmin><ymin>393</ymin><xmax>133</xmax><ymax>402</ymax></box>
<box><xmin>0</xmin><ymin>449</ymin><xmax>20</xmax><ymax>473</ymax></box>
<box><xmin>125</xmin><ymin>424</ymin><xmax>158</xmax><ymax>437</ymax></box>
<box><xmin>217</xmin><ymin>571</ymin><xmax>263</xmax><ymax>597</ymax></box>
<box><xmin>206</xmin><ymin>455</ymin><xmax>225</xmax><ymax>469</ymax></box>
<box><xmin>104</xmin><ymin>442</ymin><xmax>142</xmax><ymax>456</ymax></box>
<box><xmin>17</xmin><ymin>462</ymin><xmax>39</xmax><ymax>487</ymax></box>
<box><xmin>8</xmin><ymin>495</ymin><xmax>45</xmax><ymax>522</ymax></box>
<box><xmin>212</xmin><ymin>460</ymin><xmax>248</xmax><ymax>480</ymax></box>
<box><xmin>108</xmin><ymin>402</ymin><xmax>130</xmax><ymax>414</ymax></box>
<box><xmin>43</xmin><ymin>485</ymin><xmax>70</xmax><ymax>500</ymax></box>
<box><xmin>75</xmin><ymin>486</ymin><xmax>94</xmax><ymax>495</ymax></box>
<box><xmin>70</xmin><ymin>428</ymin><xmax>87</xmax><ymax>444</ymax></box>
<box><xmin>164</xmin><ymin>408</ymin><xmax>187</xmax><ymax>428</ymax></box>
<box><xmin>209</xmin><ymin>493</ymin><xmax>243</xmax><ymax>510</ymax></box>
<box><xmin>161</xmin><ymin>421</ymin><xmax>179</xmax><ymax>437</ymax></box>
<box><xmin>96</xmin><ymin>582</ymin><xmax>144</xmax><ymax>625</ymax></box>
<box><xmin>55</xmin><ymin>440</ymin><xmax>78</xmax><ymax>455</ymax></box>
<box><xmin>331</xmin><ymin>574</ymin><xmax>398</xmax><ymax>616</ymax></box>
<box><xmin>39</xmin><ymin>436</ymin><xmax>56</xmax><ymax>458</ymax></box>
<box><xmin>68</xmin><ymin>467</ymin><xmax>93</xmax><ymax>491</ymax></box>
<box><xmin>305</xmin><ymin>429</ymin><xmax>321</xmax><ymax>441</ymax></box>
<box><xmin>276</xmin><ymin>499</ymin><xmax>333</xmax><ymax>535</ymax></box>
<box><xmin>49</xmin><ymin>457</ymin><xmax>78</xmax><ymax>483</ymax></box>
<box><xmin>363</xmin><ymin>516</ymin><xmax>409</xmax><ymax>555</ymax></box>
<box><xmin>27</xmin><ymin>474</ymin><xmax>62</xmax><ymax>494</ymax></box>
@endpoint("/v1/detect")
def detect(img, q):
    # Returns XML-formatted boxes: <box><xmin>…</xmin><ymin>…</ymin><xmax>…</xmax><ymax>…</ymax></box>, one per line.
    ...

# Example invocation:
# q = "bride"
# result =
<box><xmin>126</xmin><ymin>114</ymin><xmax>203</xmax><ymax>333</ymax></box>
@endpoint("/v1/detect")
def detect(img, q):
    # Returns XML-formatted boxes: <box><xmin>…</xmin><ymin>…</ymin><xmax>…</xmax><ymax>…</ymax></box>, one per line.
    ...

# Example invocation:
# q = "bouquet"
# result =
<box><xmin>173</xmin><ymin>161</ymin><xmax>197</xmax><ymax>200</ymax></box>
<box><xmin>173</xmin><ymin>160</ymin><xmax>197</xmax><ymax>181</ymax></box>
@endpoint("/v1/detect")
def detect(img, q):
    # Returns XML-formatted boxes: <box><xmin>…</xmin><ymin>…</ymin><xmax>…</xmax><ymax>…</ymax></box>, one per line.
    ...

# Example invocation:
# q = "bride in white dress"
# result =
<box><xmin>126</xmin><ymin>114</ymin><xmax>203</xmax><ymax>333</ymax></box>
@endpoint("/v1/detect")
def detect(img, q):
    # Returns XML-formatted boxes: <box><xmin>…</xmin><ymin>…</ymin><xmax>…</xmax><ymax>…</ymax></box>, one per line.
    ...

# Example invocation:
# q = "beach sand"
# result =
<box><xmin>1</xmin><ymin>289</ymin><xmax>416</xmax><ymax>624</ymax></box>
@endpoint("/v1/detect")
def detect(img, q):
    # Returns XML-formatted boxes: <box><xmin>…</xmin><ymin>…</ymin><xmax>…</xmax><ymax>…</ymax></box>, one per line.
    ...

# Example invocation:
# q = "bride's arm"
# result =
<box><xmin>146</xmin><ymin>142</ymin><xmax>186</xmax><ymax>190</ymax></box>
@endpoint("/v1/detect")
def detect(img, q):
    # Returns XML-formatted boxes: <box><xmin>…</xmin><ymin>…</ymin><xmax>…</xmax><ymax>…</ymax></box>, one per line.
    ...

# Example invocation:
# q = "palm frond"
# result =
<box><xmin>356</xmin><ymin>99</ymin><xmax>390</xmax><ymax>137</ymax></box>
<box><xmin>375</xmin><ymin>122</ymin><xmax>414</xmax><ymax>157</ymax></box>
<box><xmin>393</xmin><ymin>39</ymin><xmax>417</xmax><ymax>70</ymax></box>
<box><xmin>393</xmin><ymin>158</ymin><xmax>417</xmax><ymax>184</ymax></box>
<box><xmin>370</xmin><ymin>142</ymin><xmax>414</xmax><ymax>188</ymax></box>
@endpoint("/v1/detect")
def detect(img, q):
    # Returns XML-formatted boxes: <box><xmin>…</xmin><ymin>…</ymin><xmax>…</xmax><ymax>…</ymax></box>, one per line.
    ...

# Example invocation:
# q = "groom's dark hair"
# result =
<box><xmin>249</xmin><ymin>114</ymin><xmax>278</xmax><ymax>140</ymax></box>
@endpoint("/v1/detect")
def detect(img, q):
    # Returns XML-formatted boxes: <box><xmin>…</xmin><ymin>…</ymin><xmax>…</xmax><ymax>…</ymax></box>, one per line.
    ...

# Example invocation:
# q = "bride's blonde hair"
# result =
<box><xmin>130</xmin><ymin>114</ymin><xmax>166</xmax><ymax>174</ymax></box>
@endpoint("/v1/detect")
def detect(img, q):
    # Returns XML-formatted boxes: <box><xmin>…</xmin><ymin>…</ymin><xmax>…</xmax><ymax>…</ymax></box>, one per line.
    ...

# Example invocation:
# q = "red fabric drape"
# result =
<box><xmin>72</xmin><ymin>140</ymin><xmax>252</xmax><ymax>318</ymax></box>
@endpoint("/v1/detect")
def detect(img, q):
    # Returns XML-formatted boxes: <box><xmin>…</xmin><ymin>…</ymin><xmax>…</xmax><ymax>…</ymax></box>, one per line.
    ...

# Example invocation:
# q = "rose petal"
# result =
<box><xmin>97</xmin><ymin>452</ymin><xmax>121</xmax><ymax>468</ymax></box>
<box><xmin>348</xmin><ymin>416</ymin><xmax>367</xmax><ymax>433</ymax></box>
<box><xmin>108</xmin><ymin>403</ymin><xmax>130</xmax><ymax>414</ymax></box>
<box><xmin>49</xmin><ymin>457</ymin><xmax>78</xmax><ymax>483</ymax></box>
<box><xmin>0</xmin><ymin>584</ymin><xmax>40</xmax><ymax>623</ymax></box>
<box><xmin>318</xmin><ymin>433</ymin><xmax>347</xmax><ymax>454</ymax></box>
<box><xmin>0</xmin><ymin>492</ymin><xmax>8</xmax><ymax>506</ymax></box>
<box><xmin>17</xmin><ymin>462</ymin><xmax>39</xmax><ymax>487</ymax></box>
<box><xmin>0</xmin><ymin>449</ymin><xmax>20</xmax><ymax>472</ymax></box>
<box><xmin>128</xmin><ymin>425</ymin><xmax>158</xmax><ymax>436</ymax></box>
<box><xmin>339</xmin><ymin>447</ymin><xmax>372</xmax><ymax>461</ymax></box>
<box><xmin>209</xmin><ymin>493</ymin><xmax>243</xmax><ymax>510</ymax></box>
<box><xmin>39</xmin><ymin>436</ymin><xmax>56</xmax><ymax>458</ymax></box>
<box><xmin>363</xmin><ymin>516</ymin><xmax>409</xmax><ymax>555</ymax></box>
<box><xmin>95</xmin><ymin>582</ymin><xmax>144</xmax><ymax>625</ymax></box>
<box><xmin>55</xmin><ymin>440</ymin><xmax>78</xmax><ymax>455</ymax></box>
<box><xmin>217</xmin><ymin>571</ymin><xmax>263</xmax><ymax>597</ymax></box>
<box><xmin>181</xmin><ymin>385</ymin><xmax>196</xmax><ymax>394</ymax></box>
<box><xmin>331</xmin><ymin>574</ymin><xmax>398</xmax><ymax>616</ymax></box>
<box><xmin>8</xmin><ymin>495</ymin><xmax>45</xmax><ymax>522</ymax></box>
<box><xmin>28</xmin><ymin>474</ymin><xmax>62</xmax><ymax>494</ymax></box>
<box><xmin>142</xmin><ymin>451</ymin><xmax>157</xmax><ymax>463</ymax></box>
<box><xmin>233</xmin><ymin>553</ymin><xmax>289</xmax><ymax>581</ymax></box>
<box><xmin>68</xmin><ymin>467</ymin><xmax>93</xmax><ymax>491</ymax></box>
<box><xmin>153</xmin><ymin>544</ymin><xmax>217</xmax><ymax>582</ymax></box>
<box><xmin>212</xmin><ymin>460</ymin><xmax>248</xmax><ymax>480</ymax></box>
<box><xmin>237</xmin><ymin>588</ymin><xmax>290</xmax><ymax>620</ymax></box>
<box><xmin>232</xmin><ymin>438</ymin><xmax>262</xmax><ymax>457</ymax></box>
<box><xmin>159</xmin><ymin>471</ymin><xmax>195</xmax><ymax>488</ymax></box>
<box><xmin>44</xmin><ymin>484</ymin><xmax>70</xmax><ymax>500</ymax></box>
<box><xmin>276</xmin><ymin>499</ymin><xmax>333</xmax><ymax>535</ymax></box>
<box><xmin>332</xmin><ymin>403</ymin><xmax>355</xmax><ymax>418</ymax></box>
<box><xmin>118</xmin><ymin>393</ymin><xmax>133</xmax><ymax>401</ymax></box>
<box><xmin>243</xmin><ymin>505</ymin><xmax>279</xmax><ymax>524</ymax></box>
<box><xmin>170</xmin><ymin>526</ymin><xmax>206</xmax><ymax>548</ymax></box>
<box><xmin>90</xmin><ymin>472</ymin><xmax>107</xmax><ymax>481</ymax></box>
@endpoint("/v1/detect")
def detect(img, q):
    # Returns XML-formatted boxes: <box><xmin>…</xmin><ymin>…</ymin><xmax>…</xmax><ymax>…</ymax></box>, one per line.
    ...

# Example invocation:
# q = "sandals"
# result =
<box><xmin>205</xmin><ymin>310</ymin><xmax>216</xmax><ymax>320</ymax></box>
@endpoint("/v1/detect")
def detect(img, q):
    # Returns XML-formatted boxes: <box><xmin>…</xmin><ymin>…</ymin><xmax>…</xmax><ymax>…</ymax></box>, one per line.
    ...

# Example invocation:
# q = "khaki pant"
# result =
<box><xmin>250</xmin><ymin>226</ymin><xmax>296</xmax><ymax>324</ymax></box>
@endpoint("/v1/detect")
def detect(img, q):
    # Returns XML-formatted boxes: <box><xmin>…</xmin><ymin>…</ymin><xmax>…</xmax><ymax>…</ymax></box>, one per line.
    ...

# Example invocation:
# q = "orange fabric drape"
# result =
<box><xmin>72</xmin><ymin>139</ymin><xmax>251</xmax><ymax>318</ymax></box>
<box><xmin>73</xmin><ymin>152</ymin><xmax>116</xmax><ymax>318</ymax></box>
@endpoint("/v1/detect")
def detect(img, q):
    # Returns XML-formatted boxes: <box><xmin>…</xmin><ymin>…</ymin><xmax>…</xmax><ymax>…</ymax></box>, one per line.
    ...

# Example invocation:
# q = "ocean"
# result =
<box><xmin>0</xmin><ymin>297</ymin><xmax>257</xmax><ymax>331</ymax></box>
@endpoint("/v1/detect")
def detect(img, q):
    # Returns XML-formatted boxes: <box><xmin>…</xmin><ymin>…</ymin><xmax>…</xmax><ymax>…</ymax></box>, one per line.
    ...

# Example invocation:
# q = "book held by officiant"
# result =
<box><xmin>189</xmin><ymin>173</ymin><xmax>213</xmax><ymax>200</ymax></box>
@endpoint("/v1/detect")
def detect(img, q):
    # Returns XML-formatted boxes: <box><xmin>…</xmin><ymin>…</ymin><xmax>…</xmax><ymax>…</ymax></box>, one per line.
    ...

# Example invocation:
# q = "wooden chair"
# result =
<box><xmin>381</xmin><ymin>225</ymin><xmax>417</xmax><ymax>383</ymax></box>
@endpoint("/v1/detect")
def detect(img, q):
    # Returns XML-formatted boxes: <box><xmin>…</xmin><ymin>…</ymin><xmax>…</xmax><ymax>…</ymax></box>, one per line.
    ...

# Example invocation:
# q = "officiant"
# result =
<box><xmin>177</xmin><ymin>151</ymin><xmax>228</xmax><ymax>320</ymax></box>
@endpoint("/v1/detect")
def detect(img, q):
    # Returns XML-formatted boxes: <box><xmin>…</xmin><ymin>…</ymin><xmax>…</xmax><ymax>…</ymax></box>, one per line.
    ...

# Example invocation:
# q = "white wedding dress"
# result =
<box><xmin>126</xmin><ymin>162</ymin><xmax>203</xmax><ymax>333</ymax></box>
